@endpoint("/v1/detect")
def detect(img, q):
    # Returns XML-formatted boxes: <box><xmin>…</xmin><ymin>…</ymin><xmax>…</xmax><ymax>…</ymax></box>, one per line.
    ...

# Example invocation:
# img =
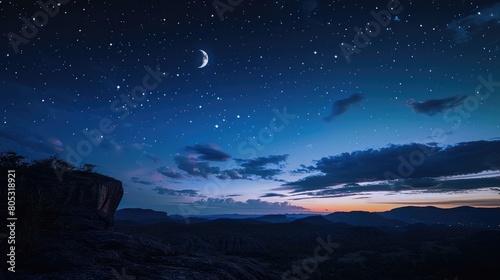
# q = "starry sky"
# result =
<box><xmin>1</xmin><ymin>0</ymin><xmax>500</xmax><ymax>215</ymax></box>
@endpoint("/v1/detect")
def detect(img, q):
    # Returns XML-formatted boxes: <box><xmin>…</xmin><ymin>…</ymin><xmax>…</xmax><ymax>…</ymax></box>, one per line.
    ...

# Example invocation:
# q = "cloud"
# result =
<box><xmin>0</xmin><ymin>125</ymin><xmax>63</xmax><ymax>154</ymax></box>
<box><xmin>165</xmin><ymin>149</ymin><xmax>289</xmax><ymax>181</ymax></box>
<box><xmin>185</xmin><ymin>144</ymin><xmax>231</xmax><ymax>162</ymax></box>
<box><xmin>174</xmin><ymin>154</ymin><xmax>220</xmax><ymax>178</ymax></box>
<box><xmin>407</xmin><ymin>95</ymin><xmax>467</xmax><ymax>116</ymax></box>
<box><xmin>189</xmin><ymin>197</ymin><xmax>309</xmax><ymax>214</ymax></box>
<box><xmin>323</xmin><ymin>93</ymin><xmax>363</xmax><ymax>122</ymax></box>
<box><xmin>283</xmin><ymin>140</ymin><xmax>500</xmax><ymax>193</ymax></box>
<box><xmin>142</xmin><ymin>151</ymin><xmax>161</xmax><ymax>164</ymax></box>
<box><xmin>290</xmin><ymin>177</ymin><xmax>500</xmax><ymax>199</ymax></box>
<box><xmin>291</xmin><ymin>164</ymin><xmax>316</xmax><ymax>174</ymax></box>
<box><xmin>153</xmin><ymin>187</ymin><xmax>200</xmax><ymax>197</ymax></box>
<box><xmin>100</xmin><ymin>137</ymin><xmax>123</xmax><ymax>151</ymax></box>
<box><xmin>157</xmin><ymin>166</ymin><xmax>183</xmax><ymax>179</ymax></box>
<box><xmin>260</xmin><ymin>193</ymin><xmax>287</xmax><ymax>198</ymax></box>
<box><xmin>447</xmin><ymin>3</ymin><xmax>500</xmax><ymax>43</ymax></box>
<box><xmin>217</xmin><ymin>169</ymin><xmax>244</xmax><ymax>180</ymax></box>
<box><xmin>130</xmin><ymin>177</ymin><xmax>154</xmax><ymax>185</ymax></box>
<box><xmin>236</xmin><ymin>154</ymin><xmax>288</xmax><ymax>169</ymax></box>
<box><xmin>47</xmin><ymin>138</ymin><xmax>64</xmax><ymax>152</ymax></box>
<box><xmin>234</xmin><ymin>154</ymin><xmax>289</xmax><ymax>179</ymax></box>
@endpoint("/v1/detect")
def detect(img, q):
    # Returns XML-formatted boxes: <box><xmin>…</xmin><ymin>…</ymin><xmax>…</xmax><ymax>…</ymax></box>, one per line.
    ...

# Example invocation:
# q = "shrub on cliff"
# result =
<box><xmin>0</xmin><ymin>150</ymin><xmax>28</xmax><ymax>169</ymax></box>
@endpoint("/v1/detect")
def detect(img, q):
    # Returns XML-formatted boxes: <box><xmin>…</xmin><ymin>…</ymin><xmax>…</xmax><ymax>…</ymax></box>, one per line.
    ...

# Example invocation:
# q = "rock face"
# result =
<box><xmin>21</xmin><ymin>173</ymin><xmax>123</xmax><ymax>230</ymax></box>
<box><xmin>62</xmin><ymin>179</ymin><xmax>123</xmax><ymax>229</ymax></box>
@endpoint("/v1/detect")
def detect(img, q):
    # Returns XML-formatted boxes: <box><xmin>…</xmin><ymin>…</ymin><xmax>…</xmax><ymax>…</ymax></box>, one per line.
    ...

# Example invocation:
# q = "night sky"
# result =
<box><xmin>1</xmin><ymin>0</ymin><xmax>500</xmax><ymax>215</ymax></box>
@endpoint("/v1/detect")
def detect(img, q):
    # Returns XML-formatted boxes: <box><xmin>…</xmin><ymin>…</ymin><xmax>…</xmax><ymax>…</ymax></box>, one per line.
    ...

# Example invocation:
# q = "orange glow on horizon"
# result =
<box><xmin>304</xmin><ymin>203</ymin><xmax>407</xmax><ymax>213</ymax></box>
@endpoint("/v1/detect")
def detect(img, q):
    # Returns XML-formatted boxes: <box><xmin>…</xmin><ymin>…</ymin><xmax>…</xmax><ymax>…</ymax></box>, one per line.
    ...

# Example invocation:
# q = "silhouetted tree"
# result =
<box><xmin>0</xmin><ymin>150</ymin><xmax>28</xmax><ymax>169</ymax></box>
<box><xmin>31</xmin><ymin>155</ymin><xmax>75</xmax><ymax>171</ymax></box>
<box><xmin>81</xmin><ymin>163</ymin><xmax>97</xmax><ymax>172</ymax></box>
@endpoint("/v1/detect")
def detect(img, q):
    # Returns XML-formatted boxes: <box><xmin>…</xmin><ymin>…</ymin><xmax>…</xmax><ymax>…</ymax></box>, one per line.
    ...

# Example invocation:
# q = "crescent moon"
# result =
<box><xmin>198</xmin><ymin>49</ymin><xmax>209</xmax><ymax>68</ymax></box>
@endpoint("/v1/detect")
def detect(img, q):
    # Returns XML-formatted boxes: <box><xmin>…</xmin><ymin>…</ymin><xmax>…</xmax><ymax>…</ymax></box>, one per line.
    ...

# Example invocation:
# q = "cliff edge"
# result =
<box><xmin>18</xmin><ymin>171</ymin><xmax>123</xmax><ymax>231</ymax></box>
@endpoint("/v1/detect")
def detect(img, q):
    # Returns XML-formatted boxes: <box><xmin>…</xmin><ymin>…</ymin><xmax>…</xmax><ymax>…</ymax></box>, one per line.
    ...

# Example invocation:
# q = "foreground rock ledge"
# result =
<box><xmin>3</xmin><ymin>171</ymin><xmax>279</xmax><ymax>279</ymax></box>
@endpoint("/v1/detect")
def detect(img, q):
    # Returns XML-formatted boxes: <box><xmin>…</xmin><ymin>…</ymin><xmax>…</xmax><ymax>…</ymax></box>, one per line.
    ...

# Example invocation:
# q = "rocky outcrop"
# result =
<box><xmin>21</xmin><ymin>174</ymin><xmax>123</xmax><ymax>230</ymax></box>
<box><xmin>62</xmin><ymin>179</ymin><xmax>123</xmax><ymax>229</ymax></box>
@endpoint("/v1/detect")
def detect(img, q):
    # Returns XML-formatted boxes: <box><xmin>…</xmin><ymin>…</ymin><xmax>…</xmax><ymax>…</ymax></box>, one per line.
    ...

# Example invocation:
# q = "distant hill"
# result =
<box><xmin>325</xmin><ymin>211</ymin><xmax>406</xmax><ymax>227</ymax></box>
<box><xmin>379</xmin><ymin>206</ymin><xmax>500</xmax><ymax>227</ymax></box>
<box><xmin>115</xmin><ymin>208</ymin><xmax>169</xmax><ymax>224</ymax></box>
<box><xmin>291</xmin><ymin>215</ymin><xmax>335</xmax><ymax>226</ymax></box>
<box><xmin>116</xmin><ymin>206</ymin><xmax>500</xmax><ymax>228</ymax></box>
<box><xmin>251</xmin><ymin>214</ymin><xmax>294</xmax><ymax>223</ymax></box>
<box><xmin>189</xmin><ymin>214</ymin><xmax>263</xmax><ymax>220</ymax></box>
<box><xmin>204</xmin><ymin>218</ymin><xmax>269</xmax><ymax>226</ymax></box>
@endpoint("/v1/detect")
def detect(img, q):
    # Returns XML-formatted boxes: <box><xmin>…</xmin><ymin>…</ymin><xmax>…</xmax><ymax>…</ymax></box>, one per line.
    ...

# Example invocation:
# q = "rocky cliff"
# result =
<box><xmin>20</xmin><ymin>172</ymin><xmax>123</xmax><ymax>230</ymax></box>
<box><xmin>62</xmin><ymin>179</ymin><xmax>123</xmax><ymax>229</ymax></box>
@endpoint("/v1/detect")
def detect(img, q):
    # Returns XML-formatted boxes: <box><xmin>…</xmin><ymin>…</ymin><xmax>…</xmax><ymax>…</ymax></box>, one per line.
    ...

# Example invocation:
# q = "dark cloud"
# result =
<box><xmin>142</xmin><ymin>151</ymin><xmax>161</xmax><ymax>164</ymax></box>
<box><xmin>407</xmin><ymin>95</ymin><xmax>467</xmax><ymax>116</ymax></box>
<box><xmin>234</xmin><ymin>154</ymin><xmax>289</xmax><ymax>180</ymax></box>
<box><xmin>447</xmin><ymin>3</ymin><xmax>500</xmax><ymax>43</ymax></box>
<box><xmin>157</xmin><ymin>166</ymin><xmax>183</xmax><ymax>179</ymax></box>
<box><xmin>236</xmin><ymin>154</ymin><xmax>288</xmax><ymax>169</ymax></box>
<box><xmin>153</xmin><ymin>187</ymin><xmax>200</xmax><ymax>197</ymax></box>
<box><xmin>174</xmin><ymin>154</ymin><xmax>220</xmax><ymax>178</ymax></box>
<box><xmin>289</xmin><ymin>177</ymin><xmax>500</xmax><ymax>199</ymax></box>
<box><xmin>323</xmin><ymin>93</ymin><xmax>363</xmax><ymax>122</ymax></box>
<box><xmin>185</xmin><ymin>144</ymin><xmax>231</xmax><ymax>162</ymax></box>
<box><xmin>165</xmin><ymin>151</ymin><xmax>289</xmax><ymax>181</ymax></box>
<box><xmin>131</xmin><ymin>177</ymin><xmax>154</xmax><ymax>185</ymax></box>
<box><xmin>291</xmin><ymin>164</ymin><xmax>316</xmax><ymax>174</ymax></box>
<box><xmin>0</xmin><ymin>125</ymin><xmax>63</xmax><ymax>154</ymax></box>
<box><xmin>260</xmin><ymin>193</ymin><xmax>287</xmax><ymax>198</ymax></box>
<box><xmin>283</xmin><ymin>140</ymin><xmax>500</xmax><ymax>193</ymax></box>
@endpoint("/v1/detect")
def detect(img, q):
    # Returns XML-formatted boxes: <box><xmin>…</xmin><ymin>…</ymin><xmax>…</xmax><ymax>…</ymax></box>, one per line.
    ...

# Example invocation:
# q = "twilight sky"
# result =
<box><xmin>1</xmin><ymin>0</ymin><xmax>500</xmax><ymax>215</ymax></box>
